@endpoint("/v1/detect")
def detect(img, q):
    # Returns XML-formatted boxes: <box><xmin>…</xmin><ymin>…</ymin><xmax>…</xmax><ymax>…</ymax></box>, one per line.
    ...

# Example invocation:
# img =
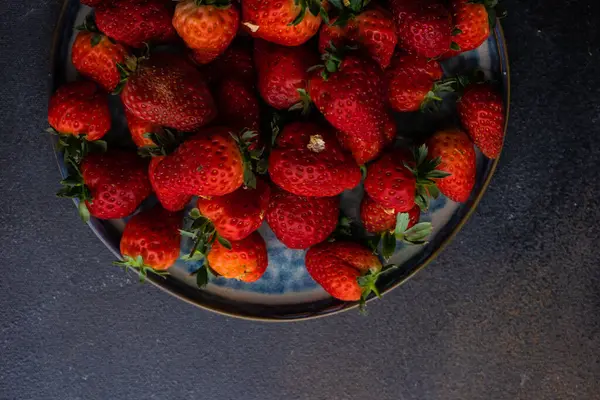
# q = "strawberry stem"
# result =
<box><xmin>113</xmin><ymin>255</ymin><xmax>169</xmax><ymax>283</ymax></box>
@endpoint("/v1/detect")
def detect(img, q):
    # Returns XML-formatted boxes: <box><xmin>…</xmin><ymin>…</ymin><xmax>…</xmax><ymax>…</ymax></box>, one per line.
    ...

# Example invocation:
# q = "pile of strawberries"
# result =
<box><xmin>49</xmin><ymin>0</ymin><xmax>506</xmax><ymax>308</ymax></box>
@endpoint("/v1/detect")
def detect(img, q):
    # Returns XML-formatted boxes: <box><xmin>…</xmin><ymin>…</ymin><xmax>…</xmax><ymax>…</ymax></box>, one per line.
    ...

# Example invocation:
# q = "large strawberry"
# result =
<box><xmin>57</xmin><ymin>150</ymin><xmax>152</xmax><ymax>221</ymax></box>
<box><xmin>114</xmin><ymin>206</ymin><xmax>182</xmax><ymax>281</ymax></box>
<box><xmin>389</xmin><ymin>0</ymin><xmax>453</xmax><ymax>59</ymax></box>
<box><xmin>266</xmin><ymin>187</ymin><xmax>339</xmax><ymax>249</ymax></box>
<box><xmin>119</xmin><ymin>54</ymin><xmax>217</xmax><ymax>131</ymax></box>
<box><xmin>149</xmin><ymin>157</ymin><xmax>192</xmax><ymax>211</ymax></box>
<box><xmin>425</xmin><ymin>129</ymin><xmax>476</xmax><ymax>202</ymax></box>
<box><xmin>173</xmin><ymin>0</ymin><xmax>240</xmax><ymax>65</ymax></box>
<box><xmin>241</xmin><ymin>0</ymin><xmax>325</xmax><ymax>46</ymax></box>
<box><xmin>215</xmin><ymin>77</ymin><xmax>260</xmax><ymax>134</ymax></box>
<box><xmin>206</xmin><ymin>231</ymin><xmax>268</xmax><ymax>282</ymax></box>
<box><xmin>308</xmin><ymin>50</ymin><xmax>395</xmax><ymax>164</ymax></box>
<box><xmin>305</xmin><ymin>241</ymin><xmax>384</xmax><ymax>303</ymax></box>
<box><xmin>450</xmin><ymin>0</ymin><xmax>501</xmax><ymax>53</ymax></box>
<box><xmin>318</xmin><ymin>6</ymin><xmax>397</xmax><ymax>69</ymax></box>
<box><xmin>253</xmin><ymin>40</ymin><xmax>317</xmax><ymax>110</ymax></box>
<box><xmin>457</xmin><ymin>83</ymin><xmax>505</xmax><ymax>159</ymax></box>
<box><xmin>95</xmin><ymin>0</ymin><xmax>177</xmax><ymax>48</ymax></box>
<box><xmin>386</xmin><ymin>53</ymin><xmax>457</xmax><ymax>112</ymax></box>
<box><xmin>198</xmin><ymin>40</ymin><xmax>255</xmax><ymax>85</ymax></box>
<box><xmin>71</xmin><ymin>17</ymin><xmax>128</xmax><ymax>92</ymax></box>
<box><xmin>269</xmin><ymin>122</ymin><xmax>361</xmax><ymax>197</ymax></box>
<box><xmin>152</xmin><ymin>126</ymin><xmax>248</xmax><ymax>198</ymax></box>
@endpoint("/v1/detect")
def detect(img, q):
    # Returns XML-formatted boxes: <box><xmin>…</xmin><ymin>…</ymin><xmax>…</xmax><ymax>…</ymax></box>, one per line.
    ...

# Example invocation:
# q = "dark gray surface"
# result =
<box><xmin>1</xmin><ymin>0</ymin><xmax>600</xmax><ymax>399</ymax></box>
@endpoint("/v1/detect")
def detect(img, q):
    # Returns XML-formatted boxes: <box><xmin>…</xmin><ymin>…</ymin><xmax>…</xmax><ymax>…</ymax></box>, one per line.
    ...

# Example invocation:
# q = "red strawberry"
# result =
<box><xmin>215</xmin><ymin>78</ymin><xmax>260</xmax><ymax>134</ymax></box>
<box><xmin>308</xmin><ymin>52</ymin><xmax>395</xmax><ymax>164</ymax></box>
<box><xmin>149</xmin><ymin>157</ymin><xmax>192</xmax><ymax>211</ymax></box>
<box><xmin>254</xmin><ymin>40</ymin><xmax>318</xmax><ymax>110</ymax></box>
<box><xmin>58</xmin><ymin>150</ymin><xmax>152</xmax><ymax>220</ymax></box>
<box><xmin>152</xmin><ymin>126</ymin><xmax>245</xmax><ymax>198</ymax></box>
<box><xmin>389</xmin><ymin>0</ymin><xmax>452</xmax><ymax>59</ymax></box>
<box><xmin>197</xmin><ymin>40</ymin><xmax>255</xmax><ymax>85</ymax></box>
<box><xmin>120</xmin><ymin>54</ymin><xmax>217</xmax><ymax>131</ymax></box>
<box><xmin>361</xmin><ymin>196</ymin><xmax>420</xmax><ymax>234</ymax></box>
<box><xmin>48</xmin><ymin>81</ymin><xmax>111</xmax><ymax>141</ymax></box>
<box><xmin>318</xmin><ymin>6</ymin><xmax>397</xmax><ymax>69</ymax></box>
<box><xmin>95</xmin><ymin>0</ymin><xmax>177</xmax><ymax>48</ymax></box>
<box><xmin>266</xmin><ymin>187</ymin><xmax>339</xmax><ymax>249</ymax></box>
<box><xmin>241</xmin><ymin>0</ymin><xmax>325</xmax><ymax>46</ymax></box>
<box><xmin>386</xmin><ymin>53</ymin><xmax>450</xmax><ymax>112</ymax></box>
<box><xmin>173</xmin><ymin>0</ymin><xmax>240</xmax><ymax>64</ymax></box>
<box><xmin>363</xmin><ymin>150</ymin><xmax>416</xmax><ymax>212</ymax></box>
<box><xmin>269</xmin><ymin>122</ymin><xmax>361</xmax><ymax>197</ymax></box>
<box><xmin>425</xmin><ymin>129</ymin><xmax>476</xmax><ymax>202</ymax></box>
<box><xmin>450</xmin><ymin>0</ymin><xmax>495</xmax><ymax>53</ymax></box>
<box><xmin>71</xmin><ymin>19</ymin><xmax>128</xmax><ymax>92</ymax></box>
<box><xmin>305</xmin><ymin>241</ymin><xmax>382</xmax><ymax>302</ymax></box>
<box><xmin>125</xmin><ymin>110</ymin><xmax>165</xmax><ymax>148</ymax></box>
<box><xmin>196</xmin><ymin>179</ymin><xmax>271</xmax><ymax>241</ymax></box>
<box><xmin>207</xmin><ymin>231</ymin><xmax>268</xmax><ymax>282</ymax></box>
<box><xmin>457</xmin><ymin>83</ymin><xmax>505</xmax><ymax>159</ymax></box>
<box><xmin>115</xmin><ymin>206</ymin><xmax>182</xmax><ymax>280</ymax></box>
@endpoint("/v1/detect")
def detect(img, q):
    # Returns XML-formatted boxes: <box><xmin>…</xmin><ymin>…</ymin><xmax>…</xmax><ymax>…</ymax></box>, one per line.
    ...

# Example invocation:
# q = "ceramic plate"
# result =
<box><xmin>50</xmin><ymin>0</ymin><xmax>510</xmax><ymax>321</ymax></box>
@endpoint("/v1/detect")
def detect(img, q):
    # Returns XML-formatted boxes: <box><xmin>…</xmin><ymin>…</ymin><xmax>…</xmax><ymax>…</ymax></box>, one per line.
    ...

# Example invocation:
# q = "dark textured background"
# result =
<box><xmin>1</xmin><ymin>0</ymin><xmax>600</xmax><ymax>399</ymax></box>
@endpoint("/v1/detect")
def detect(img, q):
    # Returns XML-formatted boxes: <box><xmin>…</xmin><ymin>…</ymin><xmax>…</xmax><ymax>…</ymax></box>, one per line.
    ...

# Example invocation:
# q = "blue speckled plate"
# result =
<box><xmin>51</xmin><ymin>0</ymin><xmax>510</xmax><ymax>321</ymax></box>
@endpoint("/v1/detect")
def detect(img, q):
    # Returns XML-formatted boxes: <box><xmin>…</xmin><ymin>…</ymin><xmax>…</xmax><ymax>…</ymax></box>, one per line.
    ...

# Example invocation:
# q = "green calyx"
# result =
<box><xmin>180</xmin><ymin>208</ymin><xmax>232</xmax><ymax>260</ymax></box>
<box><xmin>288</xmin><ymin>88</ymin><xmax>313</xmax><ymax>115</ymax></box>
<box><xmin>138</xmin><ymin>129</ymin><xmax>182</xmax><ymax>158</ymax></box>
<box><xmin>309</xmin><ymin>41</ymin><xmax>355</xmax><ymax>80</ymax></box>
<box><xmin>56</xmin><ymin>169</ymin><xmax>92</xmax><ymax>223</ymax></box>
<box><xmin>378</xmin><ymin>213</ymin><xmax>433</xmax><ymax>260</ymax></box>
<box><xmin>113</xmin><ymin>255</ymin><xmax>169</xmax><ymax>283</ymax></box>
<box><xmin>404</xmin><ymin>144</ymin><xmax>451</xmax><ymax>211</ymax></box>
<box><xmin>420</xmin><ymin>76</ymin><xmax>470</xmax><ymax>112</ymax></box>
<box><xmin>328</xmin><ymin>0</ymin><xmax>370</xmax><ymax>27</ymax></box>
<box><xmin>230</xmin><ymin>130</ymin><xmax>267</xmax><ymax>189</ymax></box>
<box><xmin>357</xmin><ymin>263</ymin><xmax>398</xmax><ymax>313</ymax></box>
<box><xmin>289</xmin><ymin>0</ymin><xmax>329</xmax><ymax>26</ymax></box>
<box><xmin>114</xmin><ymin>55</ymin><xmax>143</xmax><ymax>95</ymax></box>
<box><xmin>194</xmin><ymin>0</ymin><xmax>231</xmax><ymax>8</ymax></box>
<box><xmin>76</xmin><ymin>14</ymin><xmax>104</xmax><ymax>47</ymax></box>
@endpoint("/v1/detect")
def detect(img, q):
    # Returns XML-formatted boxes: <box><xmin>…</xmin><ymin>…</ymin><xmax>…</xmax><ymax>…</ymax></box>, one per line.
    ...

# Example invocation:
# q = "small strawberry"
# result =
<box><xmin>360</xmin><ymin>195</ymin><xmax>418</xmax><ymax>234</ymax></box>
<box><xmin>254</xmin><ymin>40</ymin><xmax>318</xmax><ymax>110</ymax></box>
<box><xmin>386</xmin><ymin>53</ymin><xmax>456</xmax><ymax>112</ymax></box>
<box><xmin>173</xmin><ymin>0</ymin><xmax>240</xmax><ymax>65</ymax></box>
<box><xmin>206</xmin><ymin>231</ymin><xmax>268</xmax><ymax>282</ymax></box>
<box><xmin>305</xmin><ymin>241</ymin><xmax>385</xmax><ymax>303</ymax></box>
<box><xmin>125</xmin><ymin>110</ymin><xmax>165</xmax><ymax>148</ymax></box>
<box><xmin>197</xmin><ymin>40</ymin><xmax>255</xmax><ymax>85</ymax></box>
<box><xmin>194</xmin><ymin>178</ymin><xmax>271</xmax><ymax>241</ymax></box>
<box><xmin>389</xmin><ymin>0</ymin><xmax>453</xmax><ymax>59</ymax></box>
<box><xmin>241</xmin><ymin>0</ymin><xmax>326</xmax><ymax>46</ymax></box>
<box><xmin>57</xmin><ymin>150</ymin><xmax>152</xmax><ymax>221</ymax></box>
<box><xmin>269</xmin><ymin>122</ymin><xmax>361</xmax><ymax>197</ymax></box>
<box><xmin>95</xmin><ymin>0</ymin><xmax>177</xmax><ymax>48</ymax></box>
<box><xmin>450</xmin><ymin>0</ymin><xmax>501</xmax><ymax>53</ymax></box>
<box><xmin>425</xmin><ymin>129</ymin><xmax>476</xmax><ymax>202</ymax></box>
<box><xmin>266</xmin><ymin>187</ymin><xmax>339</xmax><ymax>249</ymax></box>
<box><xmin>152</xmin><ymin>126</ymin><xmax>250</xmax><ymax>198</ymax></box>
<box><xmin>149</xmin><ymin>157</ymin><xmax>192</xmax><ymax>211</ymax></box>
<box><xmin>114</xmin><ymin>206</ymin><xmax>182</xmax><ymax>281</ymax></box>
<box><xmin>308</xmin><ymin>48</ymin><xmax>395</xmax><ymax>164</ymax></box>
<box><xmin>318</xmin><ymin>5</ymin><xmax>397</xmax><ymax>69</ymax></box>
<box><xmin>119</xmin><ymin>54</ymin><xmax>217</xmax><ymax>131</ymax></box>
<box><xmin>457</xmin><ymin>83</ymin><xmax>505</xmax><ymax>159</ymax></box>
<box><xmin>48</xmin><ymin>81</ymin><xmax>111</xmax><ymax>142</ymax></box>
<box><xmin>364</xmin><ymin>146</ymin><xmax>450</xmax><ymax>211</ymax></box>
<box><xmin>71</xmin><ymin>16</ymin><xmax>129</xmax><ymax>92</ymax></box>
<box><xmin>215</xmin><ymin>78</ymin><xmax>260</xmax><ymax>134</ymax></box>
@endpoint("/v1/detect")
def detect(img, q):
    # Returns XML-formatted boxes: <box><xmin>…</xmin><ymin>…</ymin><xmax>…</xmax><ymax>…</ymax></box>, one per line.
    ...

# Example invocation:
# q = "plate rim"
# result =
<box><xmin>49</xmin><ymin>0</ymin><xmax>510</xmax><ymax>322</ymax></box>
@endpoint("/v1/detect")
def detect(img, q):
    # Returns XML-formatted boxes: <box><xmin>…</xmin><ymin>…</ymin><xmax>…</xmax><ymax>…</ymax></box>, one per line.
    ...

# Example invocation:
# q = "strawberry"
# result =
<box><xmin>425</xmin><ymin>129</ymin><xmax>476</xmax><ymax>202</ymax></box>
<box><xmin>125</xmin><ymin>110</ymin><xmax>165</xmax><ymax>148</ymax></box>
<box><xmin>389</xmin><ymin>0</ymin><xmax>453</xmax><ymax>59</ymax></box>
<box><xmin>57</xmin><ymin>150</ymin><xmax>152</xmax><ymax>221</ymax></box>
<box><xmin>241</xmin><ymin>0</ymin><xmax>325</xmax><ymax>46</ymax></box>
<box><xmin>114</xmin><ymin>206</ymin><xmax>182</xmax><ymax>280</ymax></box>
<box><xmin>195</xmin><ymin>179</ymin><xmax>271</xmax><ymax>241</ymax></box>
<box><xmin>152</xmin><ymin>126</ymin><xmax>247</xmax><ymax>198</ymax></box>
<box><xmin>361</xmin><ymin>195</ymin><xmax>420</xmax><ymax>234</ymax></box>
<box><xmin>318</xmin><ymin>6</ymin><xmax>397</xmax><ymax>69</ymax></box>
<box><xmin>386</xmin><ymin>53</ymin><xmax>453</xmax><ymax>112</ymax></box>
<box><xmin>206</xmin><ymin>231</ymin><xmax>268</xmax><ymax>282</ymax></box>
<box><xmin>254</xmin><ymin>40</ymin><xmax>318</xmax><ymax>110</ymax></box>
<box><xmin>197</xmin><ymin>40</ymin><xmax>255</xmax><ymax>85</ymax></box>
<box><xmin>305</xmin><ymin>241</ymin><xmax>383</xmax><ymax>302</ymax></box>
<box><xmin>215</xmin><ymin>78</ymin><xmax>260</xmax><ymax>134</ymax></box>
<box><xmin>266</xmin><ymin>187</ymin><xmax>339</xmax><ymax>249</ymax></box>
<box><xmin>308</xmin><ymin>50</ymin><xmax>395</xmax><ymax>164</ymax></box>
<box><xmin>450</xmin><ymin>0</ymin><xmax>499</xmax><ymax>53</ymax></box>
<box><xmin>48</xmin><ymin>81</ymin><xmax>111</xmax><ymax>142</ymax></box>
<box><xmin>149</xmin><ymin>157</ymin><xmax>192</xmax><ymax>211</ymax></box>
<box><xmin>457</xmin><ymin>83</ymin><xmax>505</xmax><ymax>159</ymax></box>
<box><xmin>71</xmin><ymin>17</ymin><xmax>129</xmax><ymax>92</ymax></box>
<box><xmin>173</xmin><ymin>0</ymin><xmax>240</xmax><ymax>65</ymax></box>
<box><xmin>95</xmin><ymin>0</ymin><xmax>177</xmax><ymax>48</ymax></box>
<box><xmin>119</xmin><ymin>54</ymin><xmax>217</xmax><ymax>131</ymax></box>
<box><xmin>269</xmin><ymin>122</ymin><xmax>361</xmax><ymax>197</ymax></box>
